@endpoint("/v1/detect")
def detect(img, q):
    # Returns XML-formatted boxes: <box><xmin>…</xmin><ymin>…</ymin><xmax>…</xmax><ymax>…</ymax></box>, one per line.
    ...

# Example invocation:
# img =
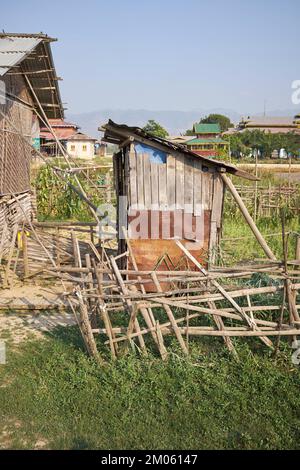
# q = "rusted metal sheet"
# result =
<box><xmin>128</xmin><ymin>237</ymin><xmax>209</xmax><ymax>292</ymax></box>
<box><xmin>127</xmin><ymin>210</ymin><xmax>211</xmax><ymax>291</ymax></box>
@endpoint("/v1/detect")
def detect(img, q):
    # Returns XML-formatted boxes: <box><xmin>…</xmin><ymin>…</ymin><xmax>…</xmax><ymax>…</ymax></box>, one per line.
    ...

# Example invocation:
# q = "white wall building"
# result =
<box><xmin>66</xmin><ymin>132</ymin><xmax>96</xmax><ymax>159</ymax></box>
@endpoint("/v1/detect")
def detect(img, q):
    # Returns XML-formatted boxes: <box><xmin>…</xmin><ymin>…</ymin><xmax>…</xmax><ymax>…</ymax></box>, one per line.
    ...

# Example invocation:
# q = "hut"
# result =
<box><xmin>0</xmin><ymin>32</ymin><xmax>63</xmax><ymax>249</ymax></box>
<box><xmin>102</xmin><ymin>121</ymin><xmax>275</xmax><ymax>290</ymax></box>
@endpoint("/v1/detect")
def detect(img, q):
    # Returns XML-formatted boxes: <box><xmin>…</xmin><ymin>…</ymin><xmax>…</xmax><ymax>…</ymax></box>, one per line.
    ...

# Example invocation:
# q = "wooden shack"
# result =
<box><xmin>102</xmin><ymin>121</ymin><xmax>271</xmax><ymax>290</ymax></box>
<box><xmin>0</xmin><ymin>32</ymin><xmax>63</xmax><ymax>250</ymax></box>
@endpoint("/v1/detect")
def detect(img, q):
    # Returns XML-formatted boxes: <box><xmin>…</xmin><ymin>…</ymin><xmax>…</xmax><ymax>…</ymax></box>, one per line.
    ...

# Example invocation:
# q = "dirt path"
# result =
<box><xmin>0</xmin><ymin>311</ymin><xmax>76</xmax><ymax>345</ymax></box>
<box><xmin>0</xmin><ymin>284</ymin><xmax>75</xmax><ymax>344</ymax></box>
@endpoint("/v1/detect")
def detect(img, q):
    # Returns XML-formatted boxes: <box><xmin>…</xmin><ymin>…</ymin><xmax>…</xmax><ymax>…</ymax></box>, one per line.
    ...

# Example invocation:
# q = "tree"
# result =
<box><xmin>223</xmin><ymin>134</ymin><xmax>251</xmax><ymax>159</ymax></box>
<box><xmin>184</xmin><ymin>129</ymin><xmax>195</xmax><ymax>136</ymax></box>
<box><xmin>224</xmin><ymin>129</ymin><xmax>300</xmax><ymax>161</ymax></box>
<box><xmin>200</xmin><ymin>114</ymin><xmax>234</xmax><ymax>132</ymax></box>
<box><xmin>143</xmin><ymin>120</ymin><xmax>168</xmax><ymax>139</ymax></box>
<box><xmin>282</xmin><ymin>132</ymin><xmax>300</xmax><ymax>157</ymax></box>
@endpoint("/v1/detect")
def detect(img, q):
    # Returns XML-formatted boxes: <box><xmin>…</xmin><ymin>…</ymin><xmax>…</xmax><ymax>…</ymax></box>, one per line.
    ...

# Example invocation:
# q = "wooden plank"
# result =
<box><xmin>209</xmin><ymin>220</ymin><xmax>218</xmax><ymax>262</ymax></box>
<box><xmin>193</xmin><ymin>159</ymin><xmax>202</xmax><ymax>216</ymax></box>
<box><xmin>136</xmin><ymin>153</ymin><xmax>145</xmax><ymax>208</ymax></box>
<box><xmin>128</xmin><ymin>147</ymin><xmax>137</xmax><ymax>207</ymax></box>
<box><xmin>211</xmin><ymin>174</ymin><xmax>224</xmax><ymax>227</ymax></box>
<box><xmin>158</xmin><ymin>163</ymin><xmax>168</xmax><ymax>210</ymax></box>
<box><xmin>184</xmin><ymin>156</ymin><xmax>194</xmax><ymax>213</ymax></box>
<box><xmin>167</xmin><ymin>154</ymin><xmax>176</xmax><ymax>208</ymax></box>
<box><xmin>150</xmin><ymin>162</ymin><xmax>159</xmax><ymax>209</ymax></box>
<box><xmin>175</xmin><ymin>154</ymin><xmax>184</xmax><ymax>210</ymax></box>
<box><xmin>143</xmin><ymin>153</ymin><xmax>151</xmax><ymax>209</ymax></box>
<box><xmin>201</xmin><ymin>171</ymin><xmax>213</xmax><ymax>211</ymax></box>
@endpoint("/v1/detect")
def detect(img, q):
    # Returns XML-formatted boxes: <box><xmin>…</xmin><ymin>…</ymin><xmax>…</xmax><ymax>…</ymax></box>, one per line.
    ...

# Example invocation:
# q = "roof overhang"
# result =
<box><xmin>100</xmin><ymin>120</ymin><xmax>258</xmax><ymax>181</ymax></box>
<box><xmin>0</xmin><ymin>33</ymin><xmax>64</xmax><ymax>119</ymax></box>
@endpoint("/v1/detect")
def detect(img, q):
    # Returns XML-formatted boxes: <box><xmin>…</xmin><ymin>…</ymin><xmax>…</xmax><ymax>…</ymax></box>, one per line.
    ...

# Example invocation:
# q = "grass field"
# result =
<box><xmin>0</xmin><ymin>327</ymin><xmax>300</xmax><ymax>450</ymax></box>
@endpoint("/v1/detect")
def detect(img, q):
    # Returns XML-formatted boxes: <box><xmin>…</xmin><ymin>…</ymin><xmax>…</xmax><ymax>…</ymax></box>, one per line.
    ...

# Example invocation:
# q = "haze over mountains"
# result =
<box><xmin>67</xmin><ymin>108</ymin><xmax>299</xmax><ymax>138</ymax></box>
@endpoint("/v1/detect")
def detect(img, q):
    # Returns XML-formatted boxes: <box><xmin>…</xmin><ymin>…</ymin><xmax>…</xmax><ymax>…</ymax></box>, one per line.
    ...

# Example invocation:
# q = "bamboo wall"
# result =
<box><xmin>0</xmin><ymin>73</ymin><xmax>33</xmax><ymax>195</ymax></box>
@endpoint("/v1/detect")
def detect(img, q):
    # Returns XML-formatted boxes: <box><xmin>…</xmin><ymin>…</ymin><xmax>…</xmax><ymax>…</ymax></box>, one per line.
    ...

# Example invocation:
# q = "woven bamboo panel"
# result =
<box><xmin>0</xmin><ymin>74</ymin><xmax>33</xmax><ymax>195</ymax></box>
<box><xmin>0</xmin><ymin>192</ymin><xmax>32</xmax><ymax>254</ymax></box>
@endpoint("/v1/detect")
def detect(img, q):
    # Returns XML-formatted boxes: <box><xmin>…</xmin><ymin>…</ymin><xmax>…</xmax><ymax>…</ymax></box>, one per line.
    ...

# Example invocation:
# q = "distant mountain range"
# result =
<box><xmin>66</xmin><ymin>108</ymin><xmax>299</xmax><ymax>138</ymax></box>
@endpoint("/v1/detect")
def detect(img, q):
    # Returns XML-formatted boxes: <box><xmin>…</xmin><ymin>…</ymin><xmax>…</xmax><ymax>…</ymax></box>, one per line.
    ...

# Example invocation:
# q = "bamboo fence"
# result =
<box><xmin>1</xmin><ymin>218</ymin><xmax>299</xmax><ymax>362</ymax></box>
<box><xmin>226</xmin><ymin>183</ymin><xmax>300</xmax><ymax>219</ymax></box>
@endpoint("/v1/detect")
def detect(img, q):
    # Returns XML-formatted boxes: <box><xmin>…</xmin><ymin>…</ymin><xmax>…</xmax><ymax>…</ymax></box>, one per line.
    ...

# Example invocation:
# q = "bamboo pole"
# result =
<box><xmin>220</xmin><ymin>173</ymin><xmax>276</xmax><ymax>260</ymax></box>
<box><xmin>122</xmin><ymin>227</ymin><xmax>168</xmax><ymax>359</ymax></box>
<box><xmin>151</xmin><ymin>271</ymin><xmax>188</xmax><ymax>355</ymax></box>
<box><xmin>109</xmin><ymin>255</ymin><xmax>147</xmax><ymax>354</ymax></box>
<box><xmin>3</xmin><ymin>225</ymin><xmax>18</xmax><ymax>287</ymax></box>
<box><xmin>92</xmin><ymin>258</ymin><xmax>117</xmax><ymax>359</ymax></box>
<box><xmin>208</xmin><ymin>300</ymin><xmax>237</xmax><ymax>355</ymax></box>
<box><xmin>71</xmin><ymin>232</ymin><xmax>103</xmax><ymax>363</ymax></box>
<box><xmin>22</xmin><ymin>229</ymin><xmax>29</xmax><ymax>279</ymax></box>
<box><xmin>175</xmin><ymin>240</ymin><xmax>274</xmax><ymax>348</ymax></box>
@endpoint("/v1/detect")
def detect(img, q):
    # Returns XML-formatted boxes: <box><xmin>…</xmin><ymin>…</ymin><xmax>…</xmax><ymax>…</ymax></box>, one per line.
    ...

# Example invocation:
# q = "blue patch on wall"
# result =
<box><xmin>134</xmin><ymin>143</ymin><xmax>167</xmax><ymax>164</ymax></box>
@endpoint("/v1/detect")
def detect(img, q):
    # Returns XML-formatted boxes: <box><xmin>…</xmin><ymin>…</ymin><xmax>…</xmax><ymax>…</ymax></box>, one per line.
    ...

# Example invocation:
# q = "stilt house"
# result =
<box><xmin>0</xmin><ymin>32</ymin><xmax>63</xmax><ymax>250</ymax></box>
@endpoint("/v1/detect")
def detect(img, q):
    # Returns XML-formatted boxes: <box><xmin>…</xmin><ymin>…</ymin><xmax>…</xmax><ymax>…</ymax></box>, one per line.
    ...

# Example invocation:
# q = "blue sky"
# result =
<box><xmin>1</xmin><ymin>0</ymin><xmax>300</xmax><ymax>114</ymax></box>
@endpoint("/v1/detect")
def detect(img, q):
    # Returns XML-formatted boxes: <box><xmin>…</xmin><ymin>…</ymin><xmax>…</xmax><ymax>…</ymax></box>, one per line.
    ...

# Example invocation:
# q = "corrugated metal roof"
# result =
<box><xmin>0</xmin><ymin>37</ymin><xmax>42</xmax><ymax>76</ymax></box>
<box><xmin>0</xmin><ymin>33</ymin><xmax>64</xmax><ymax>119</ymax></box>
<box><xmin>194</xmin><ymin>123</ymin><xmax>221</xmax><ymax>134</ymax></box>
<box><xmin>101</xmin><ymin>120</ymin><xmax>257</xmax><ymax>180</ymax></box>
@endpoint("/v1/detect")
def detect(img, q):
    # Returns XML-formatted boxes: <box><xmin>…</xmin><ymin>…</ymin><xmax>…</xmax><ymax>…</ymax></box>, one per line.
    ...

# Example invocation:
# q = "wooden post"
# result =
<box><xmin>106</xmin><ymin>171</ymin><xmax>111</xmax><ymax>203</ymax></box>
<box><xmin>220</xmin><ymin>173</ymin><xmax>276</xmax><ymax>260</ymax></box>
<box><xmin>296</xmin><ymin>236</ymin><xmax>300</xmax><ymax>262</ymax></box>
<box><xmin>22</xmin><ymin>229</ymin><xmax>29</xmax><ymax>279</ymax></box>
<box><xmin>254</xmin><ymin>151</ymin><xmax>258</xmax><ymax>221</ymax></box>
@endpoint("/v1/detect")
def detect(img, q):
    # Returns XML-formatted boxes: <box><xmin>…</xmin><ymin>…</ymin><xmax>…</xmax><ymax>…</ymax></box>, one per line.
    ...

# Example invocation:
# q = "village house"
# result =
<box><xmin>184</xmin><ymin>123</ymin><xmax>228</xmax><ymax>158</ymax></box>
<box><xmin>66</xmin><ymin>132</ymin><xmax>96</xmax><ymax>159</ymax></box>
<box><xmin>40</xmin><ymin>118</ymin><xmax>79</xmax><ymax>155</ymax></box>
<box><xmin>225</xmin><ymin>114</ymin><xmax>300</xmax><ymax>135</ymax></box>
<box><xmin>0</xmin><ymin>32</ymin><xmax>63</xmax><ymax>248</ymax></box>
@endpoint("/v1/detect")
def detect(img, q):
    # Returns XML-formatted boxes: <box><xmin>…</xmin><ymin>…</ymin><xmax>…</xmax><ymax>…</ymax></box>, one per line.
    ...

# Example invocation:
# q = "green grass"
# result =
<box><xmin>221</xmin><ymin>214</ymin><xmax>299</xmax><ymax>264</ymax></box>
<box><xmin>0</xmin><ymin>327</ymin><xmax>299</xmax><ymax>450</ymax></box>
<box><xmin>221</xmin><ymin>171</ymin><xmax>300</xmax><ymax>264</ymax></box>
